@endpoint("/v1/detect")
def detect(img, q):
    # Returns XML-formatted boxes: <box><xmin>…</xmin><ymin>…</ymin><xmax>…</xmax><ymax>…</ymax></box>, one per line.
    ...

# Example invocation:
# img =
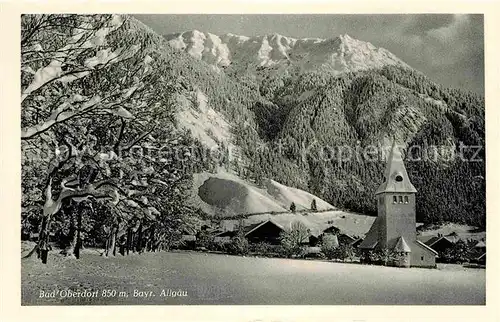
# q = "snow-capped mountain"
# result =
<box><xmin>165</xmin><ymin>30</ymin><xmax>410</xmax><ymax>75</ymax></box>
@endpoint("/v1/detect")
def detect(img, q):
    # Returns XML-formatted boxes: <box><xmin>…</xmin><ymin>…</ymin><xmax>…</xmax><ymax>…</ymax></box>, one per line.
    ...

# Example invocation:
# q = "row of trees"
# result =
<box><xmin>21</xmin><ymin>14</ymin><xmax>211</xmax><ymax>263</ymax></box>
<box><xmin>288</xmin><ymin>199</ymin><xmax>317</xmax><ymax>213</ymax></box>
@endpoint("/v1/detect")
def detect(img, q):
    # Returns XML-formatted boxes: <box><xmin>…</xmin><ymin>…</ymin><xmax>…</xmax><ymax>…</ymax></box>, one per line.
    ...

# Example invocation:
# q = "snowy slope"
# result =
<box><xmin>174</xmin><ymin>89</ymin><xmax>233</xmax><ymax>150</ymax></box>
<box><xmin>189</xmin><ymin>170</ymin><xmax>335</xmax><ymax>216</ymax></box>
<box><xmin>186</xmin><ymin>170</ymin><xmax>379</xmax><ymax>237</ymax></box>
<box><xmin>265</xmin><ymin>179</ymin><xmax>333</xmax><ymax>211</ymax></box>
<box><xmin>165</xmin><ymin>31</ymin><xmax>410</xmax><ymax>75</ymax></box>
<box><xmin>418</xmin><ymin>223</ymin><xmax>486</xmax><ymax>242</ymax></box>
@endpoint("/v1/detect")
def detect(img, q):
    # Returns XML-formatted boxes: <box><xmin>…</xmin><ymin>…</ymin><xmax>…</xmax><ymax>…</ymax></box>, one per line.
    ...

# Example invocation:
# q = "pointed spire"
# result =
<box><xmin>383</xmin><ymin>140</ymin><xmax>399</xmax><ymax>180</ymax></box>
<box><xmin>375</xmin><ymin>140</ymin><xmax>417</xmax><ymax>195</ymax></box>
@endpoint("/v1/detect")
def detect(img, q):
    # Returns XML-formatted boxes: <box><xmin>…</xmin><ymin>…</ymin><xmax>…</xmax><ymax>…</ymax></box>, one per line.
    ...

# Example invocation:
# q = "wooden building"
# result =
<box><xmin>419</xmin><ymin>235</ymin><xmax>456</xmax><ymax>254</ymax></box>
<box><xmin>244</xmin><ymin>220</ymin><xmax>285</xmax><ymax>245</ymax></box>
<box><xmin>213</xmin><ymin>219</ymin><xmax>286</xmax><ymax>245</ymax></box>
<box><xmin>309</xmin><ymin>225</ymin><xmax>357</xmax><ymax>247</ymax></box>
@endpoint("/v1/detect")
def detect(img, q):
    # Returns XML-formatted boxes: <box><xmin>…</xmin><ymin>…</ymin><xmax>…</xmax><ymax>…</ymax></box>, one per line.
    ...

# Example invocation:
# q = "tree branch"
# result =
<box><xmin>121</xmin><ymin>128</ymin><xmax>155</xmax><ymax>152</ymax></box>
<box><xmin>113</xmin><ymin>119</ymin><xmax>126</xmax><ymax>153</ymax></box>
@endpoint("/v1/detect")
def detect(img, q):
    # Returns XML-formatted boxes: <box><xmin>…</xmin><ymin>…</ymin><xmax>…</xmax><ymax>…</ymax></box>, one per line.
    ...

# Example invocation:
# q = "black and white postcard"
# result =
<box><xmin>1</xmin><ymin>1</ymin><xmax>499</xmax><ymax>321</ymax></box>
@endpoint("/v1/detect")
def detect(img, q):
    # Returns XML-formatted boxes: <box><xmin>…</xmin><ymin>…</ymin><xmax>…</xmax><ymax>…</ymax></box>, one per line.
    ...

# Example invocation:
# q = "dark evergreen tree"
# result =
<box><xmin>311</xmin><ymin>199</ymin><xmax>318</xmax><ymax>212</ymax></box>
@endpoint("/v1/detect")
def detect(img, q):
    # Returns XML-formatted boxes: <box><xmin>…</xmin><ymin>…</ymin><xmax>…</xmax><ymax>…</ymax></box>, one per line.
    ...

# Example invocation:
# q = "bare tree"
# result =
<box><xmin>280</xmin><ymin>221</ymin><xmax>309</xmax><ymax>257</ymax></box>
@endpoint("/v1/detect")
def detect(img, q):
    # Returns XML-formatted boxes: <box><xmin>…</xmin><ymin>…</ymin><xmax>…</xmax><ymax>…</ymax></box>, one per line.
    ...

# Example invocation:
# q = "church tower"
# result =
<box><xmin>359</xmin><ymin>141</ymin><xmax>437</xmax><ymax>268</ymax></box>
<box><xmin>375</xmin><ymin>141</ymin><xmax>417</xmax><ymax>250</ymax></box>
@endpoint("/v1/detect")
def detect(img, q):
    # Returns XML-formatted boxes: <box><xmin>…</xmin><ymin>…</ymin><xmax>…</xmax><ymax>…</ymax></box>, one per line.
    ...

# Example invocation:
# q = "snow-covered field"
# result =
<box><xmin>419</xmin><ymin>222</ymin><xmax>486</xmax><ymax>242</ymax></box>
<box><xmin>22</xmin><ymin>250</ymin><xmax>485</xmax><ymax>305</ymax></box>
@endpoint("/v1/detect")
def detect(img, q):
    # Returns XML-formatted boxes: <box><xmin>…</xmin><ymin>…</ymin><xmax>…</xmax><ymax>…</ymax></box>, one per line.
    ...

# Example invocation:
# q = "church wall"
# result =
<box><xmin>394</xmin><ymin>252</ymin><xmax>411</xmax><ymax>268</ymax></box>
<box><xmin>383</xmin><ymin>193</ymin><xmax>416</xmax><ymax>247</ymax></box>
<box><xmin>377</xmin><ymin>195</ymin><xmax>388</xmax><ymax>248</ymax></box>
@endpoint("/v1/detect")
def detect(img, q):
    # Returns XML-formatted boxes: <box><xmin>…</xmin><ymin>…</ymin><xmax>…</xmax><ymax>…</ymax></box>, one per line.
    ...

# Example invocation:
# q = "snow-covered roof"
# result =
<box><xmin>244</xmin><ymin>219</ymin><xmax>285</xmax><ymax>237</ymax></box>
<box><xmin>358</xmin><ymin>216</ymin><xmax>382</xmax><ymax>249</ymax></box>
<box><xmin>394</xmin><ymin>236</ymin><xmax>411</xmax><ymax>253</ymax></box>
<box><xmin>415</xmin><ymin>240</ymin><xmax>439</xmax><ymax>255</ymax></box>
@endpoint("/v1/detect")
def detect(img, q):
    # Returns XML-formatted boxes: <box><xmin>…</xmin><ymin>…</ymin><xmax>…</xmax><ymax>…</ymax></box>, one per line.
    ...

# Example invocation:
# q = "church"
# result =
<box><xmin>358</xmin><ymin>142</ymin><xmax>438</xmax><ymax>268</ymax></box>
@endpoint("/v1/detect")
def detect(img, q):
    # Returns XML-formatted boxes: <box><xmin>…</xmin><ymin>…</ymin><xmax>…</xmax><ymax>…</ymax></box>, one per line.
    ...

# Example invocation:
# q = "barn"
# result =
<box><xmin>244</xmin><ymin>220</ymin><xmax>286</xmax><ymax>245</ymax></box>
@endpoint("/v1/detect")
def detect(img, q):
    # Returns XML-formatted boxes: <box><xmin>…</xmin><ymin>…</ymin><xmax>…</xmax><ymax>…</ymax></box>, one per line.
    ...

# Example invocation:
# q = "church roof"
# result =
<box><xmin>358</xmin><ymin>216</ymin><xmax>382</xmax><ymax>249</ymax></box>
<box><xmin>393</xmin><ymin>236</ymin><xmax>412</xmax><ymax>252</ymax></box>
<box><xmin>375</xmin><ymin>141</ymin><xmax>417</xmax><ymax>195</ymax></box>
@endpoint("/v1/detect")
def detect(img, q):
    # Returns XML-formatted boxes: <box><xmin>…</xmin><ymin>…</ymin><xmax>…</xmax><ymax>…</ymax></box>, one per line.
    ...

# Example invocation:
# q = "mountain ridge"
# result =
<box><xmin>164</xmin><ymin>30</ymin><xmax>411</xmax><ymax>76</ymax></box>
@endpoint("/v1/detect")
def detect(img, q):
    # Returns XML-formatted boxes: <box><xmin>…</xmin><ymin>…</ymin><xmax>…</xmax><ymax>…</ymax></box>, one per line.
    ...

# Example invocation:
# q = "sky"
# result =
<box><xmin>135</xmin><ymin>14</ymin><xmax>484</xmax><ymax>94</ymax></box>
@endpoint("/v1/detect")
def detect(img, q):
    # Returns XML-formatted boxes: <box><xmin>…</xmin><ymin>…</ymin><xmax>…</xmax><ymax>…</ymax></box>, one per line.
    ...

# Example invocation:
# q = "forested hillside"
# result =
<box><xmin>240</xmin><ymin>66</ymin><xmax>485</xmax><ymax>227</ymax></box>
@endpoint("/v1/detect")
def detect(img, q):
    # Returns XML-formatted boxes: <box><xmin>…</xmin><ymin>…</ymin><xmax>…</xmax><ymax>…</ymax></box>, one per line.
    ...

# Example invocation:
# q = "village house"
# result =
<box><xmin>471</xmin><ymin>239</ymin><xmax>486</xmax><ymax>264</ymax></box>
<box><xmin>214</xmin><ymin>219</ymin><xmax>287</xmax><ymax>245</ymax></box>
<box><xmin>418</xmin><ymin>234</ymin><xmax>456</xmax><ymax>255</ymax></box>
<box><xmin>307</xmin><ymin>230</ymin><xmax>322</xmax><ymax>247</ymax></box>
<box><xmin>244</xmin><ymin>220</ymin><xmax>286</xmax><ymax>244</ymax></box>
<box><xmin>180</xmin><ymin>227</ymin><xmax>197</xmax><ymax>241</ymax></box>
<box><xmin>308</xmin><ymin>225</ymin><xmax>357</xmax><ymax>247</ymax></box>
<box><xmin>474</xmin><ymin>240</ymin><xmax>486</xmax><ymax>252</ymax></box>
<box><xmin>350</xmin><ymin>237</ymin><xmax>364</xmax><ymax>248</ymax></box>
<box><xmin>214</xmin><ymin>218</ymin><xmax>363</xmax><ymax>254</ymax></box>
<box><xmin>213</xmin><ymin>230</ymin><xmax>234</xmax><ymax>243</ymax></box>
<box><xmin>323</xmin><ymin>225</ymin><xmax>357</xmax><ymax>245</ymax></box>
<box><xmin>358</xmin><ymin>142</ymin><xmax>438</xmax><ymax>268</ymax></box>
